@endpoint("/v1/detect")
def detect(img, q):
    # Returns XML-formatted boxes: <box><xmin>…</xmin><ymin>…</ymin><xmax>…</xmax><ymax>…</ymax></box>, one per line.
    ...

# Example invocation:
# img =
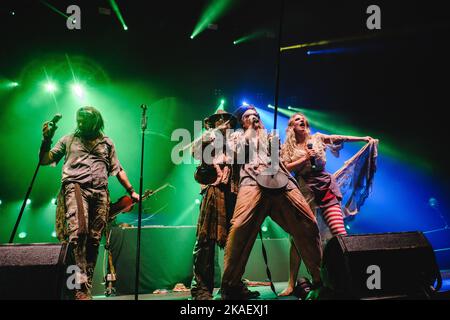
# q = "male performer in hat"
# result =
<box><xmin>40</xmin><ymin>106</ymin><xmax>139</xmax><ymax>300</ymax></box>
<box><xmin>190</xmin><ymin>110</ymin><xmax>242</xmax><ymax>300</ymax></box>
<box><xmin>220</xmin><ymin>104</ymin><xmax>323</xmax><ymax>299</ymax></box>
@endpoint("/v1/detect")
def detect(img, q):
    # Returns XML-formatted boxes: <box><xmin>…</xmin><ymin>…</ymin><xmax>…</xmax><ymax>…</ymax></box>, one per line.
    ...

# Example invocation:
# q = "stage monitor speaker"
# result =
<box><xmin>321</xmin><ymin>232</ymin><xmax>441</xmax><ymax>300</ymax></box>
<box><xmin>0</xmin><ymin>243</ymin><xmax>70</xmax><ymax>300</ymax></box>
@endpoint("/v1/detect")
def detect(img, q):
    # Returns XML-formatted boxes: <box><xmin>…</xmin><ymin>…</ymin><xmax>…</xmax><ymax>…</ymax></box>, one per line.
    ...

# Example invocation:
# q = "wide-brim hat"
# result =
<box><xmin>204</xmin><ymin>110</ymin><xmax>238</xmax><ymax>129</ymax></box>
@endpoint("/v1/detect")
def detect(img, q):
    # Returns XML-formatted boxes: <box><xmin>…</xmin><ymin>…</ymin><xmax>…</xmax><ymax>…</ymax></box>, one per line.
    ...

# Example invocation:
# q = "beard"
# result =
<box><xmin>77</xmin><ymin>127</ymin><xmax>100</xmax><ymax>140</ymax></box>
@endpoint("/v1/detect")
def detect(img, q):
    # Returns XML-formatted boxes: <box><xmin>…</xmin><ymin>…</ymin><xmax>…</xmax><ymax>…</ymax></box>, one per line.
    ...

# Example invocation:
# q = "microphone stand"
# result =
<box><xmin>9</xmin><ymin>155</ymin><xmax>43</xmax><ymax>243</ymax></box>
<box><xmin>272</xmin><ymin>0</ymin><xmax>285</xmax><ymax>131</ymax></box>
<box><xmin>9</xmin><ymin>120</ymin><xmax>59</xmax><ymax>243</ymax></box>
<box><xmin>423</xmin><ymin>201</ymin><xmax>449</xmax><ymax>234</ymax></box>
<box><xmin>135</xmin><ymin>104</ymin><xmax>147</xmax><ymax>300</ymax></box>
<box><xmin>255</xmin><ymin>0</ymin><xmax>285</xmax><ymax>299</ymax></box>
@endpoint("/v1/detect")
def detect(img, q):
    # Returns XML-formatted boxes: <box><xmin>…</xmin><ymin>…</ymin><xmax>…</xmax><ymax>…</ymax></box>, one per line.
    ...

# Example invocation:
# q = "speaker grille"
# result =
<box><xmin>0</xmin><ymin>244</ymin><xmax>62</xmax><ymax>267</ymax></box>
<box><xmin>340</xmin><ymin>232</ymin><xmax>429</xmax><ymax>252</ymax></box>
<box><xmin>0</xmin><ymin>243</ymin><xmax>69</xmax><ymax>299</ymax></box>
<box><xmin>322</xmin><ymin>232</ymin><xmax>440</xmax><ymax>299</ymax></box>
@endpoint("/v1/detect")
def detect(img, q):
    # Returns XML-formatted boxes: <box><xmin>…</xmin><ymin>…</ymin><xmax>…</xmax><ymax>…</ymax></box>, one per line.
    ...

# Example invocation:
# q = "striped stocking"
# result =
<box><xmin>321</xmin><ymin>203</ymin><xmax>347</xmax><ymax>236</ymax></box>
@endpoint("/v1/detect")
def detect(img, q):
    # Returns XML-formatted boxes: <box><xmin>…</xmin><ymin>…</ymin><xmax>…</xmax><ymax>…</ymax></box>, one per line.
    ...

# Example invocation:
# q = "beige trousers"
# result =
<box><xmin>221</xmin><ymin>185</ymin><xmax>323</xmax><ymax>289</ymax></box>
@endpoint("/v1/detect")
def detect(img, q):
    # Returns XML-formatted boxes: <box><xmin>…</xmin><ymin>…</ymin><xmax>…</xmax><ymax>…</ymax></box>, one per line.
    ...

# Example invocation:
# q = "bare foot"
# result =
<box><xmin>278</xmin><ymin>286</ymin><xmax>294</xmax><ymax>296</ymax></box>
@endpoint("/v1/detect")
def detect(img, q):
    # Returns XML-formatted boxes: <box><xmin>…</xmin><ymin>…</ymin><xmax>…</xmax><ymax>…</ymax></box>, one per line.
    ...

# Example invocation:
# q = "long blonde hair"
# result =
<box><xmin>281</xmin><ymin>113</ymin><xmax>311</xmax><ymax>161</ymax></box>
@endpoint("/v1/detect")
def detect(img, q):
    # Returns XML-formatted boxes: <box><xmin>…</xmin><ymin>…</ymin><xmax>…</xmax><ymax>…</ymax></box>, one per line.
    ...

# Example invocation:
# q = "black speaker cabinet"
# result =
<box><xmin>322</xmin><ymin>232</ymin><xmax>441</xmax><ymax>300</ymax></box>
<box><xmin>0</xmin><ymin>243</ymin><xmax>71</xmax><ymax>300</ymax></box>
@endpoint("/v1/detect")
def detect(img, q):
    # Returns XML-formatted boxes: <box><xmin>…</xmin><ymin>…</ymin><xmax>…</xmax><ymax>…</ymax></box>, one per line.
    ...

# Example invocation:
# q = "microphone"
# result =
<box><xmin>307</xmin><ymin>143</ymin><xmax>317</xmax><ymax>171</ymax></box>
<box><xmin>48</xmin><ymin>113</ymin><xmax>62</xmax><ymax>128</ymax></box>
<box><xmin>250</xmin><ymin>115</ymin><xmax>259</xmax><ymax>124</ymax></box>
<box><xmin>141</xmin><ymin>104</ymin><xmax>148</xmax><ymax>131</ymax></box>
<box><xmin>43</xmin><ymin>114</ymin><xmax>62</xmax><ymax>141</ymax></box>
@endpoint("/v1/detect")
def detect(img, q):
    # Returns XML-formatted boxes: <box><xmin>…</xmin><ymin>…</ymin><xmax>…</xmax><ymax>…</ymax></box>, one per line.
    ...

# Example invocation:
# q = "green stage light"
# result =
<box><xmin>216</xmin><ymin>100</ymin><xmax>225</xmax><ymax>112</ymax></box>
<box><xmin>261</xmin><ymin>225</ymin><xmax>268</xmax><ymax>232</ymax></box>
<box><xmin>190</xmin><ymin>0</ymin><xmax>233</xmax><ymax>39</ymax></box>
<box><xmin>26</xmin><ymin>199</ymin><xmax>31</xmax><ymax>205</ymax></box>
<box><xmin>0</xmin><ymin>199</ymin><xmax>2</xmax><ymax>205</ymax></box>
<box><xmin>51</xmin><ymin>198</ymin><xmax>57</xmax><ymax>205</ymax></box>
<box><xmin>109</xmin><ymin>0</ymin><xmax>128</xmax><ymax>31</ymax></box>
<box><xmin>214</xmin><ymin>99</ymin><xmax>225</xmax><ymax>112</ymax></box>
<box><xmin>51</xmin><ymin>231</ymin><xmax>57</xmax><ymax>238</ymax></box>
<box><xmin>40</xmin><ymin>0</ymin><xmax>69</xmax><ymax>19</ymax></box>
<box><xmin>18</xmin><ymin>232</ymin><xmax>27</xmax><ymax>239</ymax></box>
<box><xmin>2</xmin><ymin>81</ymin><xmax>19</xmax><ymax>89</ymax></box>
<box><xmin>270</xmin><ymin>105</ymin><xmax>430</xmax><ymax>169</ymax></box>
<box><xmin>71</xmin><ymin>83</ymin><xmax>84</xmax><ymax>98</ymax></box>
<box><xmin>195</xmin><ymin>199</ymin><xmax>201</xmax><ymax>205</ymax></box>
<box><xmin>232</xmin><ymin>30</ymin><xmax>266</xmax><ymax>46</ymax></box>
<box><xmin>44</xmin><ymin>81</ymin><xmax>57</xmax><ymax>93</ymax></box>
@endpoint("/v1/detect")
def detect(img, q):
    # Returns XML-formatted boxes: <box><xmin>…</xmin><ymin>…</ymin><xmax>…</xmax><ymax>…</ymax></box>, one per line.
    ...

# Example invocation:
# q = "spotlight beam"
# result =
<box><xmin>109</xmin><ymin>0</ymin><xmax>128</xmax><ymax>30</ymax></box>
<box><xmin>190</xmin><ymin>0</ymin><xmax>233</xmax><ymax>39</ymax></box>
<box><xmin>233</xmin><ymin>30</ymin><xmax>266</xmax><ymax>45</ymax></box>
<box><xmin>40</xmin><ymin>0</ymin><xmax>69</xmax><ymax>19</ymax></box>
<box><xmin>43</xmin><ymin>67</ymin><xmax>59</xmax><ymax>111</ymax></box>
<box><xmin>215</xmin><ymin>99</ymin><xmax>225</xmax><ymax>112</ymax></box>
<box><xmin>280</xmin><ymin>33</ymin><xmax>380</xmax><ymax>52</ymax></box>
<box><xmin>268</xmin><ymin>105</ymin><xmax>427</xmax><ymax>167</ymax></box>
<box><xmin>281</xmin><ymin>24</ymin><xmax>446</xmax><ymax>52</ymax></box>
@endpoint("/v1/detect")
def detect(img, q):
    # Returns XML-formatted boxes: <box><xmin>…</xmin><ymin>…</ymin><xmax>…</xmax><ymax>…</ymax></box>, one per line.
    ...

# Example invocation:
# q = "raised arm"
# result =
<box><xmin>191</xmin><ymin>130</ymin><xmax>215</xmax><ymax>160</ymax></box>
<box><xmin>321</xmin><ymin>133</ymin><xmax>372</xmax><ymax>145</ymax></box>
<box><xmin>40</xmin><ymin>121</ymin><xmax>65</xmax><ymax>165</ymax></box>
<box><xmin>39</xmin><ymin>142</ymin><xmax>53</xmax><ymax>165</ymax></box>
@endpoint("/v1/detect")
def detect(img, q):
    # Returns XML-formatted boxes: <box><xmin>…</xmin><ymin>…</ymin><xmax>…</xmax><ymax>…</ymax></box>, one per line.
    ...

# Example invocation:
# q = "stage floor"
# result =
<box><xmin>93</xmin><ymin>274</ymin><xmax>450</xmax><ymax>300</ymax></box>
<box><xmin>93</xmin><ymin>282</ymin><xmax>296</xmax><ymax>300</ymax></box>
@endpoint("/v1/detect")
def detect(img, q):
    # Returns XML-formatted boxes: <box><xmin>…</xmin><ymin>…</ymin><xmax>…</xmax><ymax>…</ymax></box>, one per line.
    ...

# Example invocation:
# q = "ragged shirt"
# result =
<box><xmin>192</xmin><ymin>129</ymin><xmax>239</xmax><ymax>194</ymax></box>
<box><xmin>229</xmin><ymin>129</ymin><xmax>298</xmax><ymax>190</ymax></box>
<box><xmin>49</xmin><ymin>133</ymin><xmax>122</xmax><ymax>189</ymax></box>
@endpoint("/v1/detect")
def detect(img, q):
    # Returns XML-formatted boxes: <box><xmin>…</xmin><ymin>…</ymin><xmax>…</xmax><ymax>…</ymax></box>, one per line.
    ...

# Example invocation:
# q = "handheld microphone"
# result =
<box><xmin>48</xmin><ymin>113</ymin><xmax>62</xmax><ymax>128</ymax></box>
<box><xmin>250</xmin><ymin>115</ymin><xmax>259</xmax><ymax>124</ymax></box>
<box><xmin>141</xmin><ymin>104</ymin><xmax>148</xmax><ymax>131</ymax></box>
<box><xmin>307</xmin><ymin>143</ymin><xmax>317</xmax><ymax>170</ymax></box>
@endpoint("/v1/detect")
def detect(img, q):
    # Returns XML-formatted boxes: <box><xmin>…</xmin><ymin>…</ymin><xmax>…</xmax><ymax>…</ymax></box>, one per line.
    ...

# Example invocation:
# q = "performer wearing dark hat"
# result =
<box><xmin>220</xmin><ymin>104</ymin><xmax>323</xmax><ymax>300</ymax></box>
<box><xmin>190</xmin><ymin>110</ymin><xmax>240</xmax><ymax>300</ymax></box>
